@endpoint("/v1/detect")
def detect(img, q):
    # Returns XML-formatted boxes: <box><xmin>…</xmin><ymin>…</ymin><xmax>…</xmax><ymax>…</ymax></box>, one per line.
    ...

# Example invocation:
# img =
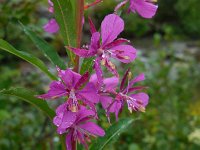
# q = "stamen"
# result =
<box><xmin>128</xmin><ymin>72</ymin><xmax>132</xmax><ymax>80</ymax></box>
<box><xmin>138</xmin><ymin>106</ymin><xmax>146</xmax><ymax>112</ymax></box>
<box><xmin>69</xmin><ymin>90</ymin><xmax>79</xmax><ymax>112</ymax></box>
<box><xmin>108</xmin><ymin>61</ymin><xmax>115</xmax><ymax>70</ymax></box>
<box><xmin>101</xmin><ymin>59</ymin><xmax>106</xmax><ymax>66</ymax></box>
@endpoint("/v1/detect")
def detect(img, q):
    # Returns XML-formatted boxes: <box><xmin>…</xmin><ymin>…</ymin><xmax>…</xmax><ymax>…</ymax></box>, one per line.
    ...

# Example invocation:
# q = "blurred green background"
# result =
<box><xmin>0</xmin><ymin>0</ymin><xmax>200</xmax><ymax>149</ymax></box>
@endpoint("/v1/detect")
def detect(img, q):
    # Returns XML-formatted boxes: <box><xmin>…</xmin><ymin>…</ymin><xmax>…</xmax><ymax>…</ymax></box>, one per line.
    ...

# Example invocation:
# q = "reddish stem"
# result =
<box><xmin>74</xmin><ymin>0</ymin><xmax>84</xmax><ymax>73</ymax></box>
<box><xmin>72</xmin><ymin>140</ymin><xmax>76</xmax><ymax>150</ymax></box>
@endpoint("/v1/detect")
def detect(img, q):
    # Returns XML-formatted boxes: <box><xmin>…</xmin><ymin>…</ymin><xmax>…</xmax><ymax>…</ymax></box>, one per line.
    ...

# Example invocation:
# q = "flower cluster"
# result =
<box><xmin>39</xmin><ymin>0</ymin><xmax>158</xmax><ymax>149</ymax></box>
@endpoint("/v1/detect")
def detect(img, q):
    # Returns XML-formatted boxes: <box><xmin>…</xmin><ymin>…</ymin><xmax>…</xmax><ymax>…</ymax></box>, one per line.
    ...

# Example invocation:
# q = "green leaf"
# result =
<box><xmin>0</xmin><ymin>88</ymin><xmax>55</xmax><ymax>119</ymax></box>
<box><xmin>0</xmin><ymin>39</ymin><xmax>57</xmax><ymax>80</ymax></box>
<box><xmin>21</xmin><ymin>24</ymin><xmax>66</xmax><ymax>69</ymax></box>
<box><xmin>90</xmin><ymin>118</ymin><xmax>136</xmax><ymax>150</ymax></box>
<box><xmin>80</xmin><ymin>57</ymin><xmax>94</xmax><ymax>74</ymax></box>
<box><xmin>51</xmin><ymin>0</ymin><xmax>77</xmax><ymax>64</ymax></box>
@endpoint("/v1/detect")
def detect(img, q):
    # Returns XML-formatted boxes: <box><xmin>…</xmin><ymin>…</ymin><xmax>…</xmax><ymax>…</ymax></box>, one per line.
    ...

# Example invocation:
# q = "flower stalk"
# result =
<box><xmin>73</xmin><ymin>1</ymin><xmax>85</xmax><ymax>149</ymax></box>
<box><xmin>74</xmin><ymin>0</ymin><xmax>85</xmax><ymax>73</ymax></box>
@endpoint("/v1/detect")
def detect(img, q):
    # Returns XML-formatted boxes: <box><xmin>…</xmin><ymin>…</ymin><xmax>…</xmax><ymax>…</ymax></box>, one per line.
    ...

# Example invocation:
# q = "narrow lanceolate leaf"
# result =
<box><xmin>51</xmin><ymin>0</ymin><xmax>77</xmax><ymax>64</ymax></box>
<box><xmin>0</xmin><ymin>39</ymin><xmax>57</xmax><ymax>80</ymax></box>
<box><xmin>90</xmin><ymin>118</ymin><xmax>136</xmax><ymax>150</ymax></box>
<box><xmin>80</xmin><ymin>57</ymin><xmax>94</xmax><ymax>74</ymax></box>
<box><xmin>22</xmin><ymin>25</ymin><xmax>66</xmax><ymax>69</ymax></box>
<box><xmin>0</xmin><ymin>88</ymin><xmax>55</xmax><ymax>119</ymax></box>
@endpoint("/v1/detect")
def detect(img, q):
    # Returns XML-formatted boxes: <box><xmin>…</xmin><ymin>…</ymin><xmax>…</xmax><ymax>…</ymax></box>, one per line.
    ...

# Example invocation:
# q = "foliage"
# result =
<box><xmin>175</xmin><ymin>0</ymin><xmax>200</xmax><ymax>36</ymax></box>
<box><xmin>0</xmin><ymin>0</ymin><xmax>200</xmax><ymax>150</ymax></box>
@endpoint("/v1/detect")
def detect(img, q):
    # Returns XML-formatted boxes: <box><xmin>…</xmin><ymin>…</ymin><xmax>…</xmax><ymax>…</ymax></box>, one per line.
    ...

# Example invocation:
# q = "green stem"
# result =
<box><xmin>74</xmin><ymin>0</ymin><xmax>84</xmax><ymax>73</ymax></box>
<box><xmin>60</xmin><ymin>135</ymin><xmax>66</xmax><ymax>150</ymax></box>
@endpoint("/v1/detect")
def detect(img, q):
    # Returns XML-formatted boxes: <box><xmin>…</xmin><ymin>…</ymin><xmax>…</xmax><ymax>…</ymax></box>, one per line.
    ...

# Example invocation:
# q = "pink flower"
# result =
<box><xmin>107</xmin><ymin>69</ymin><xmax>149</xmax><ymax>121</ymax></box>
<box><xmin>115</xmin><ymin>0</ymin><xmax>158</xmax><ymax>19</ymax></box>
<box><xmin>43</xmin><ymin>19</ymin><xmax>59</xmax><ymax>33</ymax></box>
<box><xmin>68</xmin><ymin>14</ymin><xmax>137</xmax><ymax>85</ymax></box>
<box><xmin>53</xmin><ymin>105</ymin><xmax>105</xmax><ymax>150</ymax></box>
<box><xmin>43</xmin><ymin>0</ymin><xmax>59</xmax><ymax>33</ymax></box>
<box><xmin>48</xmin><ymin>0</ymin><xmax>54</xmax><ymax>13</ymax></box>
<box><xmin>90</xmin><ymin>74</ymin><xmax>119</xmax><ymax>110</ymax></box>
<box><xmin>38</xmin><ymin>68</ymin><xmax>99</xmax><ymax>112</ymax></box>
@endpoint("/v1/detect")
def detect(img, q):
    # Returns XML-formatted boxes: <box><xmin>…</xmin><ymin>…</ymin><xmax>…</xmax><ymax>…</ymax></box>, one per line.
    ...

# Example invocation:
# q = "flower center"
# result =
<box><xmin>97</xmin><ymin>48</ymin><xmax>103</xmax><ymax>55</ymax></box>
<box><xmin>119</xmin><ymin>93</ymin><xmax>145</xmax><ymax>113</ymax></box>
<box><xmin>68</xmin><ymin>89</ymin><xmax>79</xmax><ymax>112</ymax></box>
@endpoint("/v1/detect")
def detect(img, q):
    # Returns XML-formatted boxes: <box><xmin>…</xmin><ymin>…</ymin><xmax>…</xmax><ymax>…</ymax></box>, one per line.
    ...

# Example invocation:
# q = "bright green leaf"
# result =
<box><xmin>21</xmin><ymin>24</ymin><xmax>66</xmax><ymax>69</ymax></box>
<box><xmin>51</xmin><ymin>0</ymin><xmax>77</xmax><ymax>64</ymax></box>
<box><xmin>0</xmin><ymin>88</ymin><xmax>55</xmax><ymax>119</ymax></box>
<box><xmin>80</xmin><ymin>57</ymin><xmax>94</xmax><ymax>74</ymax></box>
<box><xmin>0</xmin><ymin>39</ymin><xmax>57</xmax><ymax>80</ymax></box>
<box><xmin>90</xmin><ymin>118</ymin><xmax>137</xmax><ymax>150</ymax></box>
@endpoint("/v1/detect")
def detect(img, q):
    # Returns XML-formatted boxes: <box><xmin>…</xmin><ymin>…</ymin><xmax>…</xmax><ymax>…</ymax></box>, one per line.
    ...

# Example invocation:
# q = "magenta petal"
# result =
<box><xmin>89</xmin><ymin>74</ymin><xmax>119</xmax><ymax>91</ymax></box>
<box><xmin>103</xmin><ymin>38</ymin><xmax>130</xmax><ymax>50</ymax></box>
<box><xmin>89</xmin><ymin>74</ymin><xmax>98</xmax><ymax>84</ymax></box>
<box><xmin>76</xmin><ymin>108</ymin><xmax>95</xmax><ymax>123</ymax></box>
<box><xmin>130</xmin><ymin>92</ymin><xmax>149</xmax><ymax>107</ymax></box>
<box><xmin>53</xmin><ymin>103</ymin><xmax>68</xmax><ymax>127</ymax></box>
<box><xmin>43</xmin><ymin>19</ymin><xmax>59</xmax><ymax>33</ymax></box>
<box><xmin>37</xmin><ymin>81</ymin><xmax>66</xmax><ymax>100</ymax></box>
<box><xmin>110</xmin><ymin>45</ymin><xmax>137</xmax><ymax>63</ymax></box>
<box><xmin>89</xmin><ymin>32</ymin><xmax>100</xmax><ymax>53</ymax></box>
<box><xmin>130</xmin><ymin>0</ymin><xmax>158</xmax><ymax>18</ymax></box>
<box><xmin>67</xmin><ymin>32</ymin><xmax>99</xmax><ymax>58</ymax></box>
<box><xmin>104</xmin><ymin>76</ymin><xmax>119</xmax><ymax>91</ymax></box>
<box><xmin>55</xmin><ymin>102</ymin><xmax>68</xmax><ymax>116</ymax></box>
<box><xmin>61</xmin><ymin>111</ymin><xmax>77</xmax><ymax>128</ymax></box>
<box><xmin>89</xmin><ymin>74</ymin><xmax>101</xmax><ymax>90</ymax></box>
<box><xmin>128</xmin><ymin>86</ymin><xmax>148</xmax><ymax>93</ymax></box>
<box><xmin>67</xmin><ymin>47</ymin><xmax>94</xmax><ymax>58</ymax></box>
<box><xmin>120</xmin><ymin>68</ymin><xmax>130</xmax><ymax>91</ymax></box>
<box><xmin>48</xmin><ymin>0</ymin><xmax>53</xmax><ymax>7</ymax></box>
<box><xmin>125</xmin><ymin>73</ymin><xmax>145</xmax><ymax>92</ymax></box>
<box><xmin>77</xmin><ymin>83</ymin><xmax>99</xmax><ymax>103</ymax></box>
<box><xmin>79</xmin><ymin>122</ymin><xmax>105</xmax><ymax>136</ymax></box>
<box><xmin>66</xmin><ymin>131</ymin><xmax>73</xmax><ymax>150</ymax></box>
<box><xmin>100</xmin><ymin>95</ymin><xmax>113</xmax><ymax>109</ymax></box>
<box><xmin>57</xmin><ymin>68</ymin><xmax>81</xmax><ymax>89</ymax></box>
<box><xmin>77</xmin><ymin>131</ymin><xmax>88</xmax><ymax>149</ymax></box>
<box><xmin>88</xmin><ymin>17</ymin><xmax>97</xmax><ymax>34</ymax></box>
<box><xmin>129</xmin><ymin>73</ymin><xmax>145</xmax><ymax>86</ymax></box>
<box><xmin>48</xmin><ymin>0</ymin><xmax>54</xmax><ymax>13</ymax></box>
<box><xmin>74</xmin><ymin>72</ymin><xmax>89</xmax><ymax>90</ymax></box>
<box><xmin>101</xmin><ymin>14</ymin><xmax>124</xmax><ymax>46</ymax></box>
<box><xmin>108</xmin><ymin>100</ymin><xmax>122</xmax><ymax>121</ymax></box>
<box><xmin>57</xmin><ymin>111</ymin><xmax>76</xmax><ymax>134</ymax></box>
<box><xmin>94</xmin><ymin>57</ymin><xmax>104</xmax><ymax>86</ymax></box>
<box><xmin>53</xmin><ymin>116</ymin><xmax>63</xmax><ymax>127</ymax></box>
